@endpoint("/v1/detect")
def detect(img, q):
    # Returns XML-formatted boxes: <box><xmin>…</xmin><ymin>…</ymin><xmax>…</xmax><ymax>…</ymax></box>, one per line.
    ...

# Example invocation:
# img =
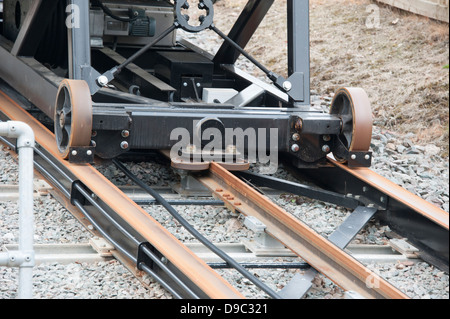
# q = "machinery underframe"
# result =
<box><xmin>0</xmin><ymin>0</ymin><xmax>373</xmax><ymax>168</ymax></box>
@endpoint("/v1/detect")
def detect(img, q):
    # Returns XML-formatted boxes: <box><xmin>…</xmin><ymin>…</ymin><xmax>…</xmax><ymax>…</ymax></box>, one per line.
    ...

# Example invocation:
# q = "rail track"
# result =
<box><xmin>0</xmin><ymin>84</ymin><xmax>448</xmax><ymax>299</ymax></box>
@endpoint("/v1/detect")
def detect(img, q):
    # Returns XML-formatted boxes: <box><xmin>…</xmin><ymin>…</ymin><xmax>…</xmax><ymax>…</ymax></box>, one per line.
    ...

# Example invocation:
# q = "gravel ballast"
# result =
<box><xmin>1</xmin><ymin>0</ymin><xmax>449</xmax><ymax>300</ymax></box>
<box><xmin>1</xmin><ymin>121</ymin><xmax>448</xmax><ymax>299</ymax></box>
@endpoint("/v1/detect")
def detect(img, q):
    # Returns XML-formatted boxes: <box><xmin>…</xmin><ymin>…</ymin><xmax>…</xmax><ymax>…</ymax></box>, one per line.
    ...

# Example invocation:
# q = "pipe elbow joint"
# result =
<box><xmin>5</xmin><ymin>121</ymin><xmax>35</xmax><ymax>149</ymax></box>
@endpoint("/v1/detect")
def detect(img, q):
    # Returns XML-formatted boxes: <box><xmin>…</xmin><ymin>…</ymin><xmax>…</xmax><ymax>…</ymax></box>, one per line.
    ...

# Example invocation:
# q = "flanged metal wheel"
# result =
<box><xmin>330</xmin><ymin>87</ymin><xmax>373</xmax><ymax>162</ymax></box>
<box><xmin>54</xmin><ymin>79</ymin><xmax>93</xmax><ymax>159</ymax></box>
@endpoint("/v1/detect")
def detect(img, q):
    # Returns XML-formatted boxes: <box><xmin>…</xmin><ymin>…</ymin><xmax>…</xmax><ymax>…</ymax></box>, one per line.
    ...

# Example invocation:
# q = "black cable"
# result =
<box><xmin>208</xmin><ymin>262</ymin><xmax>310</xmax><ymax>270</ymax></box>
<box><xmin>91</xmin><ymin>0</ymin><xmax>138</xmax><ymax>23</ymax></box>
<box><xmin>113</xmin><ymin>159</ymin><xmax>282</xmax><ymax>299</ymax></box>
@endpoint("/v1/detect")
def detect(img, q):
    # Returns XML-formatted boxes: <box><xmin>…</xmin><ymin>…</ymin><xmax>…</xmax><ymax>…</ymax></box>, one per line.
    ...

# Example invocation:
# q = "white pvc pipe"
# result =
<box><xmin>0</xmin><ymin>121</ymin><xmax>35</xmax><ymax>299</ymax></box>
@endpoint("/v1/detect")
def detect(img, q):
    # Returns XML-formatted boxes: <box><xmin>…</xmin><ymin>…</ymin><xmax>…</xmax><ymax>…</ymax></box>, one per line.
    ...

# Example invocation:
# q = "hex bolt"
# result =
<box><xmin>120</xmin><ymin>141</ymin><xmax>129</xmax><ymax>150</ymax></box>
<box><xmin>322</xmin><ymin>145</ymin><xmax>331</xmax><ymax>153</ymax></box>
<box><xmin>292</xmin><ymin>133</ymin><xmax>300</xmax><ymax>141</ymax></box>
<box><xmin>121</xmin><ymin>130</ymin><xmax>130</xmax><ymax>138</ymax></box>
<box><xmin>323</xmin><ymin>135</ymin><xmax>331</xmax><ymax>142</ymax></box>
<box><xmin>291</xmin><ymin>144</ymin><xmax>300</xmax><ymax>152</ymax></box>
<box><xmin>295</xmin><ymin>118</ymin><xmax>303</xmax><ymax>132</ymax></box>
<box><xmin>97</xmin><ymin>75</ymin><xmax>109</xmax><ymax>87</ymax></box>
<box><xmin>283</xmin><ymin>81</ymin><xmax>292</xmax><ymax>92</ymax></box>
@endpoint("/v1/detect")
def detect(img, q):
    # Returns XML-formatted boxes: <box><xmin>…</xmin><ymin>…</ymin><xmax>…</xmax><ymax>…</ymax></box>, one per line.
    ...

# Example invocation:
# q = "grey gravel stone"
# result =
<box><xmin>1</xmin><ymin>22</ymin><xmax>449</xmax><ymax>299</ymax></box>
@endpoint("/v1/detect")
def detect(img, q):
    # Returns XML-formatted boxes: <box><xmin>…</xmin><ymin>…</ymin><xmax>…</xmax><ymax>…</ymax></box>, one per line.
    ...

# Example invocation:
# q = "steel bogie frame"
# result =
<box><xmin>0</xmin><ymin>0</ymin><xmax>369</xmax><ymax>167</ymax></box>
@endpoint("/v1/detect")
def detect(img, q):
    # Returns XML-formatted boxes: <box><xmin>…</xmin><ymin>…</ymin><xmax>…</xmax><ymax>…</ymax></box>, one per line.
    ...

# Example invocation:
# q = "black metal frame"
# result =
<box><xmin>0</xmin><ymin>0</ymin><xmax>367</xmax><ymax>168</ymax></box>
<box><xmin>295</xmin><ymin>165</ymin><xmax>449</xmax><ymax>273</ymax></box>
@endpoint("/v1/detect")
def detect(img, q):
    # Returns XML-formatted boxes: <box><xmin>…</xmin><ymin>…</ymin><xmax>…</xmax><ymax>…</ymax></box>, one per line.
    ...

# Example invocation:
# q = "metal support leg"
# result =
<box><xmin>0</xmin><ymin>121</ymin><xmax>35</xmax><ymax>299</ymax></box>
<box><xmin>67</xmin><ymin>0</ymin><xmax>101</xmax><ymax>93</ymax></box>
<box><xmin>287</xmin><ymin>0</ymin><xmax>311</xmax><ymax>109</ymax></box>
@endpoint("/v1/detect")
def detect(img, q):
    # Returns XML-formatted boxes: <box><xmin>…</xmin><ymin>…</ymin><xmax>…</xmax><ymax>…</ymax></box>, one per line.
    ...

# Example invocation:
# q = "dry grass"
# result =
<box><xmin>213</xmin><ymin>0</ymin><xmax>449</xmax><ymax>157</ymax></box>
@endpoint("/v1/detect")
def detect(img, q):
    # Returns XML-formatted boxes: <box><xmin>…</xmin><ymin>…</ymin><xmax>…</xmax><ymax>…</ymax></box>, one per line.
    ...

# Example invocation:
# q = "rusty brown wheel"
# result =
<box><xmin>330</xmin><ymin>87</ymin><xmax>373</xmax><ymax>163</ymax></box>
<box><xmin>54</xmin><ymin>79</ymin><xmax>93</xmax><ymax>159</ymax></box>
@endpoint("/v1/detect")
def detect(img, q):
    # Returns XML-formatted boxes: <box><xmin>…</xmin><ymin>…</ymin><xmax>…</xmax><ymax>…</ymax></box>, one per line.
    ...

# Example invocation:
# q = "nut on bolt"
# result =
<box><xmin>121</xmin><ymin>130</ymin><xmax>130</xmax><ymax>138</ymax></box>
<box><xmin>283</xmin><ymin>81</ymin><xmax>292</xmax><ymax>92</ymax></box>
<box><xmin>322</xmin><ymin>145</ymin><xmax>331</xmax><ymax>153</ymax></box>
<box><xmin>294</xmin><ymin>118</ymin><xmax>303</xmax><ymax>132</ymax></box>
<box><xmin>97</xmin><ymin>75</ymin><xmax>109</xmax><ymax>87</ymax></box>
<box><xmin>292</xmin><ymin>133</ymin><xmax>300</xmax><ymax>142</ymax></box>
<box><xmin>291</xmin><ymin>144</ymin><xmax>300</xmax><ymax>152</ymax></box>
<box><xmin>120</xmin><ymin>141</ymin><xmax>129</xmax><ymax>150</ymax></box>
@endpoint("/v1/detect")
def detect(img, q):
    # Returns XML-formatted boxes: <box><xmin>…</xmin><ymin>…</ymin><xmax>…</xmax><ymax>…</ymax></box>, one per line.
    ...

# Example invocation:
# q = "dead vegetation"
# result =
<box><xmin>213</xmin><ymin>0</ymin><xmax>449</xmax><ymax>157</ymax></box>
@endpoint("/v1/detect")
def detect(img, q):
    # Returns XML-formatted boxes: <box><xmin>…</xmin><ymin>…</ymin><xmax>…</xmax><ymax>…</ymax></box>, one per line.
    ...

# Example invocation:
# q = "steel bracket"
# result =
<box><xmin>68</xmin><ymin>146</ymin><xmax>95</xmax><ymax>164</ymax></box>
<box><xmin>70</xmin><ymin>181</ymin><xmax>89</xmax><ymax>206</ymax></box>
<box><xmin>348</xmin><ymin>151</ymin><xmax>372</xmax><ymax>168</ymax></box>
<box><xmin>137</xmin><ymin>242</ymin><xmax>156</xmax><ymax>270</ymax></box>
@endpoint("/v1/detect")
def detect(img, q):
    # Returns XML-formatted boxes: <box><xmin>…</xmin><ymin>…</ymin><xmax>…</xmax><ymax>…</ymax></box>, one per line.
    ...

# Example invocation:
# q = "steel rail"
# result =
<box><xmin>196</xmin><ymin>162</ymin><xmax>410</xmax><ymax>299</ymax></box>
<box><xmin>329</xmin><ymin>157</ymin><xmax>449</xmax><ymax>229</ymax></box>
<box><xmin>0</xmin><ymin>89</ymin><xmax>244</xmax><ymax>299</ymax></box>
<box><xmin>113</xmin><ymin>158</ymin><xmax>282</xmax><ymax>299</ymax></box>
<box><xmin>295</xmin><ymin>156</ymin><xmax>449</xmax><ymax>272</ymax></box>
<box><xmin>2</xmin><ymin>115</ymin><xmax>195</xmax><ymax>298</ymax></box>
<box><xmin>2</xmin><ymin>86</ymin><xmax>444</xmax><ymax>299</ymax></box>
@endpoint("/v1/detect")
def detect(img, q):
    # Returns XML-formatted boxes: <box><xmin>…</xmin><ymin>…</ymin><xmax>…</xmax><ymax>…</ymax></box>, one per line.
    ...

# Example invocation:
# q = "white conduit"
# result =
<box><xmin>0</xmin><ymin>121</ymin><xmax>35</xmax><ymax>299</ymax></box>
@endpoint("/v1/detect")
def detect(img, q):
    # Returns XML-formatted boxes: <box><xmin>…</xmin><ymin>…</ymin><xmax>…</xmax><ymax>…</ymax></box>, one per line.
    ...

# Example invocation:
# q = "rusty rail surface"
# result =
<box><xmin>295</xmin><ymin>157</ymin><xmax>449</xmax><ymax>272</ymax></box>
<box><xmin>197</xmin><ymin>162</ymin><xmax>409</xmax><ymax>299</ymax></box>
<box><xmin>0</xmin><ymin>89</ymin><xmax>243</xmax><ymax>299</ymax></box>
<box><xmin>329</xmin><ymin>157</ymin><xmax>449</xmax><ymax>229</ymax></box>
<box><xmin>2</xmin><ymin>86</ymin><xmax>447</xmax><ymax>299</ymax></box>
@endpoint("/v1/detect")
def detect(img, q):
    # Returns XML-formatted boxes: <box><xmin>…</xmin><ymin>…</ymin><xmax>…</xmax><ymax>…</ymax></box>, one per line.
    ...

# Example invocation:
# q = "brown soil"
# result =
<box><xmin>212</xmin><ymin>0</ymin><xmax>449</xmax><ymax>157</ymax></box>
